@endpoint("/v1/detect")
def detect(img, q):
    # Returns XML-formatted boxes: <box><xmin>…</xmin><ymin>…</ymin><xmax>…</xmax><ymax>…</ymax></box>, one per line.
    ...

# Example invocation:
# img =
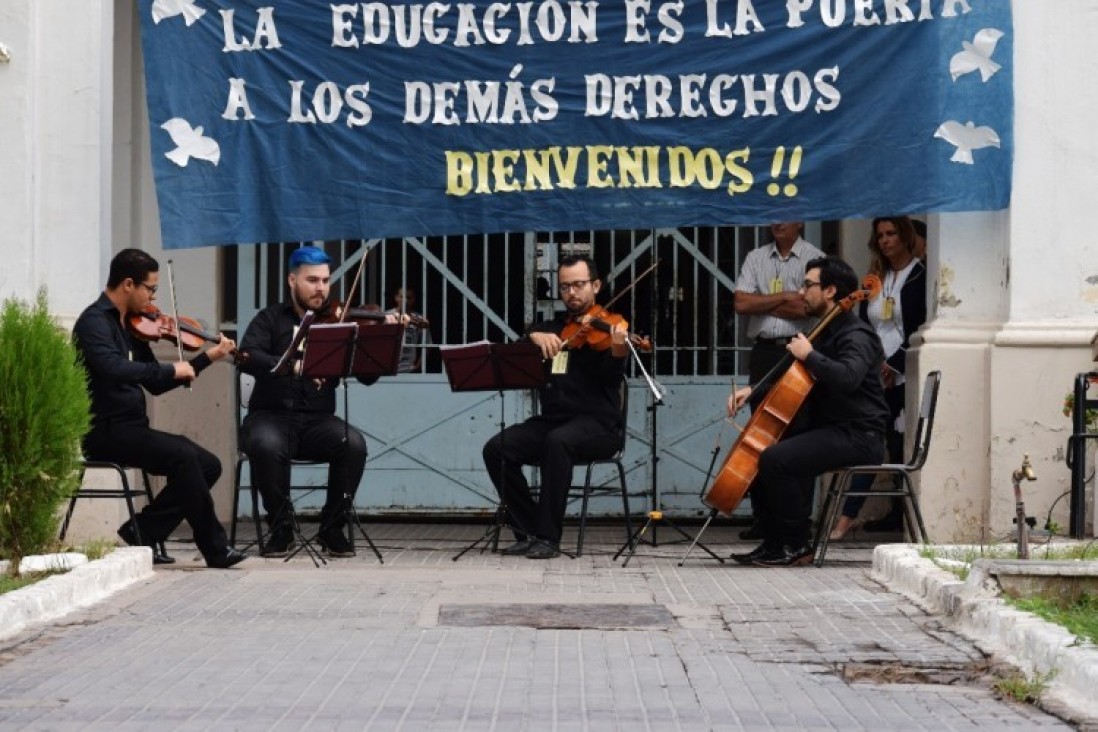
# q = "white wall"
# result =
<box><xmin>0</xmin><ymin>1</ymin><xmax>114</xmax><ymax>319</ymax></box>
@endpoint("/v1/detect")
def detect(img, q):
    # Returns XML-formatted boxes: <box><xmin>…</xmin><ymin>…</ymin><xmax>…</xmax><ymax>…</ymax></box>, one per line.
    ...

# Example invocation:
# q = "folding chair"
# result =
<box><xmin>60</xmin><ymin>460</ymin><xmax>167</xmax><ymax>558</ymax></box>
<box><xmin>812</xmin><ymin>370</ymin><xmax>941</xmax><ymax>567</ymax></box>
<box><xmin>572</xmin><ymin>375</ymin><xmax>633</xmax><ymax>556</ymax></box>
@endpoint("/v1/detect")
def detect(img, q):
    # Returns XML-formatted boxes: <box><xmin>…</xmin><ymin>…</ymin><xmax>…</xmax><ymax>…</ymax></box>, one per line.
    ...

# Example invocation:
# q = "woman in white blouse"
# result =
<box><xmin>831</xmin><ymin>216</ymin><xmax>927</xmax><ymax>540</ymax></box>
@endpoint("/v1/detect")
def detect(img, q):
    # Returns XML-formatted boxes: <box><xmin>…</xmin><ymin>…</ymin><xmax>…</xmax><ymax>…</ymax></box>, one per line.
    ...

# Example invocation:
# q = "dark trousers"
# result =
<box><xmin>748</xmin><ymin>340</ymin><xmax>788</xmax><ymax>386</ymax></box>
<box><xmin>752</xmin><ymin>424</ymin><xmax>884</xmax><ymax>546</ymax></box>
<box><xmin>242</xmin><ymin>410</ymin><xmax>367</xmax><ymax>529</ymax></box>
<box><xmin>482</xmin><ymin>415</ymin><xmax>620</xmax><ymax>543</ymax></box>
<box><xmin>83</xmin><ymin>422</ymin><xmax>228</xmax><ymax>559</ymax></box>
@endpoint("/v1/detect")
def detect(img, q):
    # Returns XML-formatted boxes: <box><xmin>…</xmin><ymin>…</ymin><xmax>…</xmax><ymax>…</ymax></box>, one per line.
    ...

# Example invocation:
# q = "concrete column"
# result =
<box><xmin>912</xmin><ymin>2</ymin><xmax>1098</xmax><ymax>541</ymax></box>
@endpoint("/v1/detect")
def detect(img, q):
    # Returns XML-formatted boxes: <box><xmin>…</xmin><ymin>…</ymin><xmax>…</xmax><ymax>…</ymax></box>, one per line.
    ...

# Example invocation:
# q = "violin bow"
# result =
<box><xmin>338</xmin><ymin>243</ymin><xmax>376</xmax><ymax>323</ymax></box>
<box><xmin>165</xmin><ymin>260</ymin><xmax>190</xmax><ymax>392</ymax></box>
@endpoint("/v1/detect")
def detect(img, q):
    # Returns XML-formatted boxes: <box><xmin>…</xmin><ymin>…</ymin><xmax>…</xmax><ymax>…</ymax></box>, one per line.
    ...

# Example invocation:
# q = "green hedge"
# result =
<box><xmin>0</xmin><ymin>291</ymin><xmax>90</xmax><ymax>570</ymax></box>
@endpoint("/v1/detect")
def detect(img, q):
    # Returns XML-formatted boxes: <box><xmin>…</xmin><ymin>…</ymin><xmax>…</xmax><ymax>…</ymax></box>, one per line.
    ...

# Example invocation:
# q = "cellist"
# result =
<box><xmin>481</xmin><ymin>254</ymin><xmax>628</xmax><ymax>559</ymax></box>
<box><xmin>727</xmin><ymin>256</ymin><xmax>890</xmax><ymax>567</ymax></box>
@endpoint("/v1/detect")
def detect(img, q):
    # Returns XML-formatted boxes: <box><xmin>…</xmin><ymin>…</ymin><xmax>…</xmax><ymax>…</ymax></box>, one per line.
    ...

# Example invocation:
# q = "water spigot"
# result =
<box><xmin>1013</xmin><ymin>453</ymin><xmax>1036</xmax><ymax>483</ymax></box>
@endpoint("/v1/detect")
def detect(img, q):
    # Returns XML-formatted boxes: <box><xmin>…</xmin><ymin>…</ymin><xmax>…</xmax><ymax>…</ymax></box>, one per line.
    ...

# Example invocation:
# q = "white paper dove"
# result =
<box><xmin>950</xmin><ymin>28</ymin><xmax>1004</xmax><ymax>82</ymax></box>
<box><xmin>161</xmin><ymin>118</ymin><xmax>221</xmax><ymax>167</ymax></box>
<box><xmin>934</xmin><ymin>120</ymin><xmax>1000</xmax><ymax>164</ymax></box>
<box><xmin>151</xmin><ymin>0</ymin><xmax>206</xmax><ymax>26</ymax></box>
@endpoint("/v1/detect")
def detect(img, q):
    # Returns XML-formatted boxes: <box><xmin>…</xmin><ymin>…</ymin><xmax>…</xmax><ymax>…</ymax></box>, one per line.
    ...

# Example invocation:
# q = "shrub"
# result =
<box><xmin>0</xmin><ymin>291</ymin><xmax>90</xmax><ymax>571</ymax></box>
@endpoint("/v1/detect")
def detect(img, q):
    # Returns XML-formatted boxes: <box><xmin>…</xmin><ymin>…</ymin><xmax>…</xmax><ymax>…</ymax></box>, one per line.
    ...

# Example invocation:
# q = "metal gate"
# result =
<box><xmin>228</xmin><ymin>223</ymin><xmax>824</xmax><ymax>517</ymax></box>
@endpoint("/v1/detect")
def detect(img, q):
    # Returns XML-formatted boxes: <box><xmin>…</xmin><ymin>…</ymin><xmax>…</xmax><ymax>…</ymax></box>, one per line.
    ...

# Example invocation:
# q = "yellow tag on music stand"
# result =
<box><xmin>882</xmin><ymin>297</ymin><xmax>895</xmax><ymax>320</ymax></box>
<box><xmin>551</xmin><ymin>351</ymin><xmax>569</xmax><ymax>374</ymax></box>
<box><xmin>769</xmin><ymin>278</ymin><xmax>783</xmax><ymax>294</ymax></box>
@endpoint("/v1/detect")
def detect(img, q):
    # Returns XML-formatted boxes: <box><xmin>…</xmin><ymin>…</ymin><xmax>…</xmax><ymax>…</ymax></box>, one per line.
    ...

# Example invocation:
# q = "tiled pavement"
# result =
<box><xmin>0</xmin><ymin>523</ymin><xmax>1075</xmax><ymax>730</ymax></box>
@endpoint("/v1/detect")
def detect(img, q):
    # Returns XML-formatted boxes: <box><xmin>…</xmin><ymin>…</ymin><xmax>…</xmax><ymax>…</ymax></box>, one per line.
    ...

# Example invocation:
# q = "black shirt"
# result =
<box><xmin>72</xmin><ymin>293</ymin><xmax>211</xmax><ymax>429</ymax></box>
<box><xmin>239</xmin><ymin>302</ymin><xmax>377</xmax><ymax>414</ymax></box>
<box><xmin>528</xmin><ymin>314</ymin><xmax>626</xmax><ymax>428</ymax></box>
<box><xmin>801</xmin><ymin>309</ymin><xmax>891</xmax><ymax>434</ymax></box>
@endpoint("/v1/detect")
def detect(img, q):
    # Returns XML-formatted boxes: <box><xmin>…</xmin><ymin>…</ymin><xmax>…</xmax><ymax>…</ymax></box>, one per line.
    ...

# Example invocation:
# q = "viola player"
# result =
<box><xmin>72</xmin><ymin>248</ymin><xmax>246</xmax><ymax>568</ymax></box>
<box><xmin>482</xmin><ymin>253</ymin><xmax>628</xmax><ymax>559</ymax></box>
<box><xmin>726</xmin><ymin>256</ymin><xmax>890</xmax><ymax>566</ymax></box>
<box><xmin>237</xmin><ymin>246</ymin><xmax>403</xmax><ymax>558</ymax></box>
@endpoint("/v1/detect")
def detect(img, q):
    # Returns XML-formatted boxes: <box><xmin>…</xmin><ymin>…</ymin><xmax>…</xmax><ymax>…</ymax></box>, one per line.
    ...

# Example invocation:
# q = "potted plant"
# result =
<box><xmin>0</xmin><ymin>291</ymin><xmax>91</xmax><ymax>572</ymax></box>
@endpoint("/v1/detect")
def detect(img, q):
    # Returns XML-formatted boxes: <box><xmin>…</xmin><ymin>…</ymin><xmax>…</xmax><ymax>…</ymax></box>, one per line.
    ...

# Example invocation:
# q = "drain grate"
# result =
<box><xmin>439</xmin><ymin>603</ymin><xmax>675</xmax><ymax>630</ymax></box>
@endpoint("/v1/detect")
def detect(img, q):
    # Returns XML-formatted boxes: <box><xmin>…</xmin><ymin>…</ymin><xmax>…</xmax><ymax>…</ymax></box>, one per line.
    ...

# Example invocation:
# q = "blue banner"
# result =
<box><xmin>139</xmin><ymin>0</ymin><xmax>1013</xmax><ymax>249</ymax></box>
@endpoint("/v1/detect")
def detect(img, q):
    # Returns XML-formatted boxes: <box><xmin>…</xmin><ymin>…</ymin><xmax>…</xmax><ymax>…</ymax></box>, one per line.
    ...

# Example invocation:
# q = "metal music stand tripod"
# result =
<box><xmin>338</xmin><ymin>321</ymin><xmax>406</xmax><ymax>562</ymax></box>
<box><xmin>444</xmin><ymin>341</ymin><xmax>546</xmax><ymax>561</ymax></box>
<box><xmin>612</xmin><ymin>377</ymin><xmax>723</xmax><ymax>567</ymax></box>
<box><xmin>285</xmin><ymin>322</ymin><xmax>360</xmax><ymax>566</ymax></box>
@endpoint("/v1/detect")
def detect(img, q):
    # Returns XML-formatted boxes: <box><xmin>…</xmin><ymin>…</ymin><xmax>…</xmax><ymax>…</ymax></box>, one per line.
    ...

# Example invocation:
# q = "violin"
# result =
<box><xmin>127</xmin><ymin>306</ymin><xmax>247</xmax><ymax>364</ymax></box>
<box><xmin>317</xmin><ymin>299</ymin><xmax>429</xmax><ymax>329</ymax></box>
<box><xmin>701</xmin><ymin>275</ymin><xmax>882</xmax><ymax>515</ymax></box>
<box><xmin>559</xmin><ymin>305</ymin><xmax>652</xmax><ymax>352</ymax></box>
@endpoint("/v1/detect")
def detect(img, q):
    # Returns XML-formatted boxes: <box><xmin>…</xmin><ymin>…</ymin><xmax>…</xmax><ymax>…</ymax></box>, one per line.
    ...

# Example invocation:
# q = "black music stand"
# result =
<box><xmin>443</xmin><ymin>341</ymin><xmax>546</xmax><ymax>560</ymax></box>
<box><xmin>327</xmin><ymin>322</ymin><xmax>406</xmax><ymax>566</ymax></box>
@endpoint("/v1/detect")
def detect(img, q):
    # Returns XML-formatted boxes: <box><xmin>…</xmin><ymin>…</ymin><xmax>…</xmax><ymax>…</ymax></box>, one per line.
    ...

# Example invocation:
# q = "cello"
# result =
<box><xmin>702</xmin><ymin>274</ymin><xmax>882</xmax><ymax>515</ymax></box>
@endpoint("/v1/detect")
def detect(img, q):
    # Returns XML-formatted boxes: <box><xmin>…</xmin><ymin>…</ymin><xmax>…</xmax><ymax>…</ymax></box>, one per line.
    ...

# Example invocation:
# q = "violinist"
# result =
<box><xmin>237</xmin><ymin>246</ymin><xmax>404</xmax><ymax>558</ymax></box>
<box><xmin>72</xmin><ymin>248</ymin><xmax>246</xmax><ymax>569</ymax></box>
<box><xmin>482</xmin><ymin>254</ymin><xmax>628</xmax><ymax>559</ymax></box>
<box><xmin>726</xmin><ymin>256</ymin><xmax>890</xmax><ymax>567</ymax></box>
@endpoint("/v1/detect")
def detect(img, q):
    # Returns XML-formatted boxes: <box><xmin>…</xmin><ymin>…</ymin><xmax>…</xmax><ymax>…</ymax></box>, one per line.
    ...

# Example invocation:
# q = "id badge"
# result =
<box><xmin>882</xmin><ymin>297</ymin><xmax>895</xmax><ymax>320</ymax></box>
<box><xmin>551</xmin><ymin>351</ymin><xmax>570</xmax><ymax>374</ymax></box>
<box><xmin>769</xmin><ymin>277</ymin><xmax>784</xmax><ymax>294</ymax></box>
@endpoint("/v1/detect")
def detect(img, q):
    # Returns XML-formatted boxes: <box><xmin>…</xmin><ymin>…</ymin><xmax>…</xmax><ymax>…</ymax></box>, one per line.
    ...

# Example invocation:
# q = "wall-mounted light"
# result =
<box><xmin>0</xmin><ymin>43</ymin><xmax>11</xmax><ymax>64</ymax></box>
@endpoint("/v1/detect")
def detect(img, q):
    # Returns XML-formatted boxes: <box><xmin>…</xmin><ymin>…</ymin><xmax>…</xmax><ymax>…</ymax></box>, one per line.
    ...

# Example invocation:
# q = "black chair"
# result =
<box><xmin>230</xmin><ymin>372</ymin><xmax>326</xmax><ymax>555</ymax></box>
<box><xmin>60</xmin><ymin>461</ymin><xmax>160</xmax><ymax>554</ymax></box>
<box><xmin>812</xmin><ymin>370</ymin><xmax>941</xmax><ymax>567</ymax></box>
<box><xmin>572</xmin><ymin>375</ymin><xmax>633</xmax><ymax>556</ymax></box>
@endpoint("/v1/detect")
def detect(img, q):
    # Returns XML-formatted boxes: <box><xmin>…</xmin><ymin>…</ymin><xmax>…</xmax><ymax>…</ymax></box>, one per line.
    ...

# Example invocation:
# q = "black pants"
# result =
<box><xmin>748</xmin><ymin>340</ymin><xmax>788</xmax><ymax>386</ymax></box>
<box><xmin>83</xmin><ymin>421</ymin><xmax>229</xmax><ymax>560</ymax></box>
<box><xmin>482</xmin><ymin>415</ymin><xmax>620</xmax><ymax>543</ymax></box>
<box><xmin>842</xmin><ymin>384</ymin><xmax>905</xmax><ymax>518</ymax></box>
<box><xmin>752</xmin><ymin>424</ymin><xmax>884</xmax><ymax>546</ymax></box>
<box><xmin>242</xmin><ymin>410</ymin><xmax>367</xmax><ymax>529</ymax></box>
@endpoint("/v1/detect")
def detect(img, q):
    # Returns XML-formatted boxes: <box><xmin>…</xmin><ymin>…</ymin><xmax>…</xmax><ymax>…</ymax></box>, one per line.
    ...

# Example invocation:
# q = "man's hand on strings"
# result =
<box><xmin>206</xmin><ymin>334</ymin><xmax>236</xmax><ymax>362</ymax></box>
<box><xmin>787</xmin><ymin>333</ymin><xmax>813</xmax><ymax>361</ymax></box>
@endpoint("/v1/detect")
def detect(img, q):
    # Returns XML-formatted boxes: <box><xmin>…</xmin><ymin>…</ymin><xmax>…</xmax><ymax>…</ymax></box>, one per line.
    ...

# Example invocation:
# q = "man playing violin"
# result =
<box><xmin>482</xmin><ymin>254</ymin><xmax>628</xmax><ymax>559</ymax></box>
<box><xmin>727</xmin><ymin>256</ymin><xmax>890</xmax><ymax>566</ymax></box>
<box><xmin>238</xmin><ymin>246</ymin><xmax>405</xmax><ymax>558</ymax></box>
<box><xmin>72</xmin><ymin>248</ymin><xmax>246</xmax><ymax>569</ymax></box>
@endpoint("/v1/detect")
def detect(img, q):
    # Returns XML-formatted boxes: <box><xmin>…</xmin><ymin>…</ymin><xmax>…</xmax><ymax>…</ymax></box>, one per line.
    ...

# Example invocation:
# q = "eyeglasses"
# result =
<box><xmin>137</xmin><ymin>282</ymin><xmax>159</xmax><ymax>295</ymax></box>
<box><xmin>801</xmin><ymin>280</ymin><xmax>822</xmax><ymax>290</ymax></box>
<box><xmin>558</xmin><ymin>280</ymin><xmax>591</xmax><ymax>294</ymax></box>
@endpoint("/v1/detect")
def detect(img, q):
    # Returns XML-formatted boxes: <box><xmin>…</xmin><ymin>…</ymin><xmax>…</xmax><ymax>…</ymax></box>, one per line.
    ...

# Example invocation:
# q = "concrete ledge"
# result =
<box><xmin>0</xmin><ymin>547</ymin><xmax>154</xmax><ymax>642</ymax></box>
<box><xmin>873</xmin><ymin>545</ymin><xmax>1098</xmax><ymax>721</ymax></box>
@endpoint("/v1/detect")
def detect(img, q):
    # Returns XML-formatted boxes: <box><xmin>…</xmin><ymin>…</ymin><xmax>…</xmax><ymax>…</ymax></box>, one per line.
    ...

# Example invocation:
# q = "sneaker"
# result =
<box><xmin>317</xmin><ymin>528</ymin><xmax>356</xmax><ymax>558</ymax></box>
<box><xmin>525</xmin><ymin>539</ymin><xmax>561</xmax><ymax>559</ymax></box>
<box><xmin>262</xmin><ymin>525</ymin><xmax>294</xmax><ymax>558</ymax></box>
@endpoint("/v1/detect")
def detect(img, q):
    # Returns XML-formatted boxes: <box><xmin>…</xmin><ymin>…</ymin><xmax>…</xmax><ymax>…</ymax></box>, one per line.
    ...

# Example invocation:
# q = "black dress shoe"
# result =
<box><xmin>118</xmin><ymin>521</ymin><xmax>175</xmax><ymax>565</ymax></box>
<box><xmin>730</xmin><ymin>542</ymin><xmax>773</xmax><ymax>565</ymax></box>
<box><xmin>526</xmin><ymin>539</ymin><xmax>561</xmax><ymax>559</ymax></box>
<box><xmin>752</xmin><ymin>544</ymin><xmax>814</xmax><ymax>567</ymax></box>
<box><xmin>738</xmin><ymin>524</ymin><xmax>765</xmax><ymax>541</ymax></box>
<box><xmin>206</xmin><ymin>548</ymin><xmax>248</xmax><ymax>569</ymax></box>
<box><xmin>500</xmin><ymin>539</ymin><xmax>533</xmax><ymax>556</ymax></box>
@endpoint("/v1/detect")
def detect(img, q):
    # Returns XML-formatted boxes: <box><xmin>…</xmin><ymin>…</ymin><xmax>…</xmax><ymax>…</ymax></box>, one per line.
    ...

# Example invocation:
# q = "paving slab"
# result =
<box><xmin>0</xmin><ymin>525</ymin><xmax>1081</xmax><ymax>730</ymax></box>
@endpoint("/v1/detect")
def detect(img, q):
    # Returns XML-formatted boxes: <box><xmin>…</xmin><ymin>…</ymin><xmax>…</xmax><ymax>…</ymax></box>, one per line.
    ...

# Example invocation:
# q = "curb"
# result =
<box><xmin>0</xmin><ymin>547</ymin><xmax>154</xmax><ymax>643</ymax></box>
<box><xmin>872</xmin><ymin>544</ymin><xmax>1098</xmax><ymax>722</ymax></box>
